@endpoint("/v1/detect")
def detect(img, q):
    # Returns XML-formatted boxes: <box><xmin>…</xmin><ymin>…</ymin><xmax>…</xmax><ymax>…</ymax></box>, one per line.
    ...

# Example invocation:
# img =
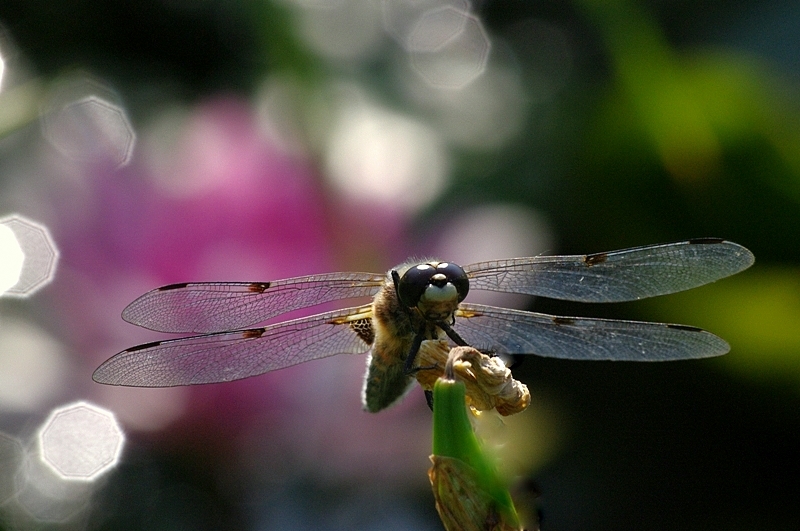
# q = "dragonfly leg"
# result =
<box><xmin>403</xmin><ymin>328</ymin><xmax>430</xmax><ymax>374</ymax></box>
<box><xmin>438</xmin><ymin>320</ymin><xmax>468</xmax><ymax>346</ymax></box>
<box><xmin>424</xmin><ymin>389</ymin><xmax>434</xmax><ymax>411</ymax></box>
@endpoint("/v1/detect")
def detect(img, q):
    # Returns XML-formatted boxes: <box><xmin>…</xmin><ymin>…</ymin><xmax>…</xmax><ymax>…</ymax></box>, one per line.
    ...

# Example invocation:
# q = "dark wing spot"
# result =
<box><xmin>242</xmin><ymin>328</ymin><xmax>266</xmax><ymax>339</ymax></box>
<box><xmin>688</xmin><ymin>237</ymin><xmax>724</xmax><ymax>245</ymax></box>
<box><xmin>584</xmin><ymin>252</ymin><xmax>608</xmax><ymax>266</ymax></box>
<box><xmin>158</xmin><ymin>282</ymin><xmax>189</xmax><ymax>291</ymax></box>
<box><xmin>552</xmin><ymin>316</ymin><xmax>576</xmax><ymax>325</ymax></box>
<box><xmin>126</xmin><ymin>340</ymin><xmax>163</xmax><ymax>352</ymax></box>
<box><xmin>248</xmin><ymin>282</ymin><xmax>271</xmax><ymax>292</ymax></box>
<box><xmin>666</xmin><ymin>323</ymin><xmax>703</xmax><ymax>332</ymax></box>
<box><xmin>350</xmin><ymin>318</ymin><xmax>375</xmax><ymax>345</ymax></box>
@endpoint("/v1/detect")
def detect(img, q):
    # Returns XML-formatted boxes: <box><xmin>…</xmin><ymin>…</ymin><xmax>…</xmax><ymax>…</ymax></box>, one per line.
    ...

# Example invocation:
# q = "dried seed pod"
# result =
<box><xmin>429</xmin><ymin>455</ymin><xmax>522</xmax><ymax>531</ymax></box>
<box><xmin>415</xmin><ymin>341</ymin><xmax>530</xmax><ymax>415</ymax></box>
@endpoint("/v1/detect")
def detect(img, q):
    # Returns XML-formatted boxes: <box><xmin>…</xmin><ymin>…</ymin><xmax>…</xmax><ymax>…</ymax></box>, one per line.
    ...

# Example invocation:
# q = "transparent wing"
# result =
<box><xmin>122</xmin><ymin>272</ymin><xmax>385</xmax><ymax>333</ymax></box>
<box><xmin>454</xmin><ymin>303</ymin><xmax>729</xmax><ymax>361</ymax></box>
<box><xmin>464</xmin><ymin>239</ymin><xmax>754</xmax><ymax>303</ymax></box>
<box><xmin>94</xmin><ymin>306</ymin><xmax>373</xmax><ymax>387</ymax></box>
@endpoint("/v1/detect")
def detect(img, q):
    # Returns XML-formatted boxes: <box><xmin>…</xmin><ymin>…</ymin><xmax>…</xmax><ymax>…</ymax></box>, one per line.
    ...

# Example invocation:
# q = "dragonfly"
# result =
<box><xmin>93</xmin><ymin>238</ymin><xmax>754</xmax><ymax>412</ymax></box>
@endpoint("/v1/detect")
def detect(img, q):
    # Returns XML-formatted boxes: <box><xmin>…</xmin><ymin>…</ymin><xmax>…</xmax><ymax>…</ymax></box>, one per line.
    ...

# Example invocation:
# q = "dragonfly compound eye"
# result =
<box><xmin>397</xmin><ymin>264</ymin><xmax>436</xmax><ymax>308</ymax></box>
<box><xmin>434</xmin><ymin>262</ymin><xmax>469</xmax><ymax>302</ymax></box>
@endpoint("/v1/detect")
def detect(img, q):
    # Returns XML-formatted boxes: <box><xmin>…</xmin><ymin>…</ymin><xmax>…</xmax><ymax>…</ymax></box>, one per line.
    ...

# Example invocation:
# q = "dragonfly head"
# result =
<box><xmin>396</xmin><ymin>261</ymin><xmax>469</xmax><ymax>321</ymax></box>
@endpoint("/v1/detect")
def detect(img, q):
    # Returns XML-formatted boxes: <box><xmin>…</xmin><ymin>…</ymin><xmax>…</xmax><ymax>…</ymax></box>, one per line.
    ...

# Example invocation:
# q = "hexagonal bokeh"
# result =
<box><xmin>38</xmin><ymin>401</ymin><xmax>124</xmax><ymax>481</ymax></box>
<box><xmin>0</xmin><ymin>221</ymin><xmax>23</xmax><ymax>294</ymax></box>
<box><xmin>0</xmin><ymin>214</ymin><xmax>58</xmax><ymax>298</ymax></box>
<box><xmin>381</xmin><ymin>0</ymin><xmax>471</xmax><ymax>50</ymax></box>
<box><xmin>409</xmin><ymin>6</ymin><xmax>491</xmax><ymax>89</ymax></box>
<box><xmin>42</xmin><ymin>78</ymin><xmax>136</xmax><ymax>167</ymax></box>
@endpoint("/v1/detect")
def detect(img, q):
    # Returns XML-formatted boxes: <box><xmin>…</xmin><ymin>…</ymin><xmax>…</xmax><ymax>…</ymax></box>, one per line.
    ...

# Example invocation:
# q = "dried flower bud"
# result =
<box><xmin>429</xmin><ymin>455</ymin><xmax>522</xmax><ymax>531</ymax></box>
<box><xmin>414</xmin><ymin>341</ymin><xmax>530</xmax><ymax>416</ymax></box>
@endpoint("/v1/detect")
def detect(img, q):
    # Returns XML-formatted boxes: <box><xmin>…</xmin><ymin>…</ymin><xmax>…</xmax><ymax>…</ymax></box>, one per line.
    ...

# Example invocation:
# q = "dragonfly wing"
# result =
<box><xmin>464</xmin><ymin>239</ymin><xmax>754</xmax><ymax>302</ymax></box>
<box><xmin>122</xmin><ymin>272</ymin><xmax>385</xmax><ymax>333</ymax></box>
<box><xmin>94</xmin><ymin>305</ymin><xmax>374</xmax><ymax>387</ymax></box>
<box><xmin>454</xmin><ymin>303</ymin><xmax>729</xmax><ymax>361</ymax></box>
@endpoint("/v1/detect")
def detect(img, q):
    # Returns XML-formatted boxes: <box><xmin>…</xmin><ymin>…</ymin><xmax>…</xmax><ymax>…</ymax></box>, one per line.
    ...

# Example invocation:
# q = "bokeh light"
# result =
<box><xmin>0</xmin><ymin>221</ymin><xmax>23</xmax><ymax>294</ymax></box>
<box><xmin>0</xmin><ymin>214</ymin><xmax>58</xmax><ymax>298</ymax></box>
<box><xmin>14</xmin><ymin>444</ymin><xmax>94</xmax><ymax>524</ymax></box>
<box><xmin>325</xmin><ymin>91</ymin><xmax>449</xmax><ymax>212</ymax></box>
<box><xmin>38</xmin><ymin>401</ymin><xmax>124</xmax><ymax>481</ymax></box>
<box><xmin>0</xmin><ymin>432</ymin><xmax>23</xmax><ymax>504</ymax></box>
<box><xmin>5</xmin><ymin>403</ymin><xmax>122</xmax><ymax>526</ymax></box>
<box><xmin>408</xmin><ymin>6</ymin><xmax>491</xmax><ymax>89</ymax></box>
<box><xmin>381</xmin><ymin>0</ymin><xmax>471</xmax><ymax>51</ymax></box>
<box><xmin>286</xmin><ymin>0</ymin><xmax>383</xmax><ymax>62</ymax></box>
<box><xmin>402</xmin><ymin>61</ymin><xmax>527</xmax><ymax>150</ymax></box>
<box><xmin>0</xmin><ymin>318</ymin><xmax>67</xmax><ymax>413</ymax></box>
<box><xmin>41</xmin><ymin>77</ymin><xmax>135</xmax><ymax>167</ymax></box>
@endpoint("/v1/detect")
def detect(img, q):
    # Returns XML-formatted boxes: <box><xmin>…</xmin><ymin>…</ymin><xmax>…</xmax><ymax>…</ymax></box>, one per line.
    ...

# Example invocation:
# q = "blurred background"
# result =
<box><xmin>0</xmin><ymin>0</ymin><xmax>798</xmax><ymax>529</ymax></box>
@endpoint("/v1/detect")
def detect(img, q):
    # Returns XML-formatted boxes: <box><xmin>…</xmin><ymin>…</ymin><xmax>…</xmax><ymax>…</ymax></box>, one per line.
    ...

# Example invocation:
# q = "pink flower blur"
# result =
<box><xmin>44</xmin><ymin>96</ymin><xmax>432</xmax><ymax>486</ymax></box>
<box><xmin>50</xmin><ymin>98</ymin><xmax>344</xmax><ymax>431</ymax></box>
